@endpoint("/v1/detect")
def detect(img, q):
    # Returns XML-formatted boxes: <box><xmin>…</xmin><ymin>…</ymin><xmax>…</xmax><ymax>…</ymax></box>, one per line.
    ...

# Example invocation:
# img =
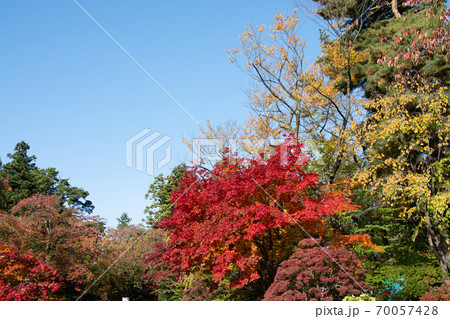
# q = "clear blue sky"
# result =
<box><xmin>0</xmin><ymin>0</ymin><xmax>321</xmax><ymax>226</ymax></box>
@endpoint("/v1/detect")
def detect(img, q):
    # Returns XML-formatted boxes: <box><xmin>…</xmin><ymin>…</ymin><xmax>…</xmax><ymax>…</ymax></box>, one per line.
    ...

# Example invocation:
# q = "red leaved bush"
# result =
<box><xmin>420</xmin><ymin>283</ymin><xmax>450</xmax><ymax>301</ymax></box>
<box><xmin>156</xmin><ymin>139</ymin><xmax>361</xmax><ymax>289</ymax></box>
<box><xmin>264</xmin><ymin>238</ymin><xmax>370</xmax><ymax>301</ymax></box>
<box><xmin>0</xmin><ymin>241</ymin><xmax>61</xmax><ymax>300</ymax></box>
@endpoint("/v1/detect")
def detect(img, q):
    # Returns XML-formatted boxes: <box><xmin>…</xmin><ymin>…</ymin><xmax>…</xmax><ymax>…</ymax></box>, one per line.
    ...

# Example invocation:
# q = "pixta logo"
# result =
<box><xmin>126</xmin><ymin>129</ymin><xmax>172</xmax><ymax>175</ymax></box>
<box><xmin>192</xmin><ymin>137</ymin><xmax>324</xmax><ymax>166</ymax></box>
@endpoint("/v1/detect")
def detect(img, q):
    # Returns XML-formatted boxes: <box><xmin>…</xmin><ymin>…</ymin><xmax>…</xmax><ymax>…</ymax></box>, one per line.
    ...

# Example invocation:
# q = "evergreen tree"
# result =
<box><xmin>0</xmin><ymin>141</ymin><xmax>94</xmax><ymax>213</ymax></box>
<box><xmin>0</xmin><ymin>159</ymin><xmax>10</xmax><ymax>210</ymax></box>
<box><xmin>0</xmin><ymin>141</ymin><xmax>42</xmax><ymax>208</ymax></box>
<box><xmin>55</xmin><ymin>179</ymin><xmax>94</xmax><ymax>214</ymax></box>
<box><xmin>314</xmin><ymin>0</ymin><xmax>449</xmax><ymax>97</ymax></box>
<box><xmin>144</xmin><ymin>164</ymin><xmax>186</xmax><ymax>227</ymax></box>
<box><xmin>116</xmin><ymin>212</ymin><xmax>132</xmax><ymax>229</ymax></box>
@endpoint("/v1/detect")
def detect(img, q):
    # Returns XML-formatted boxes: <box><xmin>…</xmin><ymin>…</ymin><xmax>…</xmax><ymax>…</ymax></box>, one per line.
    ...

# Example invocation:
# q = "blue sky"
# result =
<box><xmin>0</xmin><ymin>0</ymin><xmax>321</xmax><ymax>226</ymax></box>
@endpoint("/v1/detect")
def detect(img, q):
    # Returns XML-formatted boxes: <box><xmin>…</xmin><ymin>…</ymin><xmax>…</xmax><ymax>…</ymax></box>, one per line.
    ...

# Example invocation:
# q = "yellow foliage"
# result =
<box><xmin>356</xmin><ymin>78</ymin><xmax>450</xmax><ymax>229</ymax></box>
<box><xmin>226</xmin><ymin>10</ymin><xmax>367</xmax><ymax>183</ymax></box>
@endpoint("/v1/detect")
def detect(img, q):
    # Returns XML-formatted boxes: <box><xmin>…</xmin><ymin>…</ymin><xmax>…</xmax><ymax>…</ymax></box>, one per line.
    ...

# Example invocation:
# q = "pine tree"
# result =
<box><xmin>116</xmin><ymin>212</ymin><xmax>132</xmax><ymax>229</ymax></box>
<box><xmin>314</xmin><ymin>0</ymin><xmax>449</xmax><ymax>97</ymax></box>
<box><xmin>0</xmin><ymin>141</ymin><xmax>94</xmax><ymax>213</ymax></box>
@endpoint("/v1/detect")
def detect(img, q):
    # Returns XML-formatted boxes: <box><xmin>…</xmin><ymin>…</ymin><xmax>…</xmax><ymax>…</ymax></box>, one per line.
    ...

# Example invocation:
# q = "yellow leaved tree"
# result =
<box><xmin>225</xmin><ymin>10</ymin><xmax>366</xmax><ymax>184</ymax></box>
<box><xmin>356</xmin><ymin>78</ymin><xmax>450</xmax><ymax>274</ymax></box>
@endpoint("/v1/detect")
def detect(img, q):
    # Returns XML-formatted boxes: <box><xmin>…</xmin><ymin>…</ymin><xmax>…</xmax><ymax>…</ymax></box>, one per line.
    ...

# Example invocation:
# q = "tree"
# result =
<box><xmin>156</xmin><ymin>139</ymin><xmax>377</xmax><ymax>298</ymax></box>
<box><xmin>315</xmin><ymin>0</ymin><xmax>450</xmax><ymax>272</ymax></box>
<box><xmin>361</xmin><ymin>0</ymin><xmax>448</xmax><ymax>96</ymax></box>
<box><xmin>144</xmin><ymin>243</ymin><xmax>236</xmax><ymax>301</ymax></box>
<box><xmin>0</xmin><ymin>241</ymin><xmax>61</xmax><ymax>301</ymax></box>
<box><xmin>54</xmin><ymin>178</ymin><xmax>94</xmax><ymax>214</ymax></box>
<box><xmin>143</xmin><ymin>237</ymin><xmax>181</xmax><ymax>300</ymax></box>
<box><xmin>144</xmin><ymin>164</ymin><xmax>186</xmax><ymax>226</ymax></box>
<box><xmin>0</xmin><ymin>141</ymin><xmax>43</xmax><ymax>207</ymax></box>
<box><xmin>356</xmin><ymin>78</ymin><xmax>450</xmax><ymax>274</ymax></box>
<box><xmin>263</xmin><ymin>238</ymin><xmax>370</xmax><ymax>301</ymax></box>
<box><xmin>0</xmin><ymin>141</ymin><xmax>95</xmax><ymax>213</ymax></box>
<box><xmin>116</xmin><ymin>212</ymin><xmax>132</xmax><ymax>229</ymax></box>
<box><xmin>0</xmin><ymin>194</ymin><xmax>104</xmax><ymax>298</ymax></box>
<box><xmin>312</xmin><ymin>0</ymin><xmax>449</xmax><ymax>97</ymax></box>
<box><xmin>179</xmin><ymin>273</ymin><xmax>235</xmax><ymax>301</ymax></box>
<box><xmin>228</xmin><ymin>11</ymin><xmax>365</xmax><ymax>185</ymax></box>
<box><xmin>90</xmin><ymin>225</ymin><xmax>164</xmax><ymax>301</ymax></box>
<box><xmin>0</xmin><ymin>171</ymin><xmax>10</xmax><ymax>210</ymax></box>
<box><xmin>183</xmin><ymin>115</ymin><xmax>284</xmax><ymax>164</ymax></box>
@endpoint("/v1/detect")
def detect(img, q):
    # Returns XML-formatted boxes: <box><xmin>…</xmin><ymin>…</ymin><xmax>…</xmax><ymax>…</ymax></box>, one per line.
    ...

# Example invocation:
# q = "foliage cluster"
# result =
<box><xmin>263</xmin><ymin>239</ymin><xmax>370</xmax><ymax>301</ymax></box>
<box><xmin>0</xmin><ymin>241</ymin><xmax>61</xmax><ymax>301</ymax></box>
<box><xmin>420</xmin><ymin>283</ymin><xmax>450</xmax><ymax>301</ymax></box>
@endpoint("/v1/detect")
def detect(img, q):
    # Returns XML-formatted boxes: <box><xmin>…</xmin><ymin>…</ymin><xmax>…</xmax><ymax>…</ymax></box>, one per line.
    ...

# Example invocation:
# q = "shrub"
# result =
<box><xmin>366</xmin><ymin>264</ymin><xmax>444</xmax><ymax>300</ymax></box>
<box><xmin>264</xmin><ymin>239</ymin><xmax>371</xmax><ymax>301</ymax></box>
<box><xmin>343</xmin><ymin>293</ymin><xmax>376</xmax><ymax>301</ymax></box>
<box><xmin>181</xmin><ymin>274</ymin><xmax>235</xmax><ymax>301</ymax></box>
<box><xmin>420</xmin><ymin>284</ymin><xmax>450</xmax><ymax>301</ymax></box>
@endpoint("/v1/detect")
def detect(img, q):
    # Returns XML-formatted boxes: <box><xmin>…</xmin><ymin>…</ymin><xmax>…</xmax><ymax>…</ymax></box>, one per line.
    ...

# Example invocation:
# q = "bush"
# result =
<box><xmin>366</xmin><ymin>264</ymin><xmax>443</xmax><ymax>300</ymax></box>
<box><xmin>420</xmin><ymin>284</ymin><xmax>450</xmax><ymax>301</ymax></box>
<box><xmin>181</xmin><ymin>274</ymin><xmax>235</xmax><ymax>301</ymax></box>
<box><xmin>264</xmin><ymin>239</ymin><xmax>371</xmax><ymax>301</ymax></box>
<box><xmin>343</xmin><ymin>293</ymin><xmax>376</xmax><ymax>301</ymax></box>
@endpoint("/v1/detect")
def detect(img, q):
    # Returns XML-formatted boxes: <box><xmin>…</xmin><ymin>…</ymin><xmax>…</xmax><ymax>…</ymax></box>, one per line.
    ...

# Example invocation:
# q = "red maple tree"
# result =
<box><xmin>156</xmin><ymin>139</ymin><xmax>371</xmax><ymax>291</ymax></box>
<box><xmin>0</xmin><ymin>241</ymin><xmax>61</xmax><ymax>300</ymax></box>
<box><xmin>0</xmin><ymin>194</ymin><xmax>104</xmax><ymax>297</ymax></box>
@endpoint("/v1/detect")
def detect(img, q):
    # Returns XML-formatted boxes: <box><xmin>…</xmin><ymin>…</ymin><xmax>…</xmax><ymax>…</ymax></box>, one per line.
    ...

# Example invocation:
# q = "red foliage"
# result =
<box><xmin>0</xmin><ymin>194</ymin><xmax>104</xmax><ymax>294</ymax></box>
<box><xmin>157</xmin><ymin>139</ymin><xmax>360</xmax><ymax>288</ymax></box>
<box><xmin>263</xmin><ymin>238</ymin><xmax>370</xmax><ymax>301</ymax></box>
<box><xmin>420</xmin><ymin>283</ymin><xmax>450</xmax><ymax>301</ymax></box>
<box><xmin>0</xmin><ymin>242</ymin><xmax>60</xmax><ymax>300</ymax></box>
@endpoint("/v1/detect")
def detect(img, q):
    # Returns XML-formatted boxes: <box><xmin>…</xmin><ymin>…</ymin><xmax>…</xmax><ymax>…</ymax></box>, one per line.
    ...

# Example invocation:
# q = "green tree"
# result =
<box><xmin>117</xmin><ymin>212</ymin><xmax>132</xmax><ymax>229</ymax></box>
<box><xmin>0</xmin><ymin>141</ymin><xmax>94</xmax><ymax>213</ymax></box>
<box><xmin>0</xmin><ymin>141</ymin><xmax>42</xmax><ymax>207</ymax></box>
<box><xmin>313</xmin><ymin>0</ymin><xmax>449</xmax><ymax>97</ymax></box>
<box><xmin>55</xmin><ymin>178</ymin><xmax>94</xmax><ymax>214</ymax></box>
<box><xmin>90</xmin><ymin>225</ymin><xmax>164</xmax><ymax>301</ymax></box>
<box><xmin>0</xmin><ymin>160</ymin><xmax>9</xmax><ymax>210</ymax></box>
<box><xmin>144</xmin><ymin>164</ymin><xmax>186</xmax><ymax>227</ymax></box>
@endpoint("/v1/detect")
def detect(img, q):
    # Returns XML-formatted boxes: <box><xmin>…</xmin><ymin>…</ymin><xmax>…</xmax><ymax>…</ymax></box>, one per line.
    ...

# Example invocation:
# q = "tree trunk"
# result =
<box><xmin>425</xmin><ymin>213</ymin><xmax>450</xmax><ymax>275</ymax></box>
<box><xmin>392</xmin><ymin>0</ymin><xmax>402</xmax><ymax>18</ymax></box>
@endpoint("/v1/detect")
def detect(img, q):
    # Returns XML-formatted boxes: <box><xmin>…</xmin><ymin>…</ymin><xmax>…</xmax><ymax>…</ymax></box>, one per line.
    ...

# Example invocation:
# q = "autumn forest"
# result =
<box><xmin>1</xmin><ymin>0</ymin><xmax>450</xmax><ymax>301</ymax></box>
